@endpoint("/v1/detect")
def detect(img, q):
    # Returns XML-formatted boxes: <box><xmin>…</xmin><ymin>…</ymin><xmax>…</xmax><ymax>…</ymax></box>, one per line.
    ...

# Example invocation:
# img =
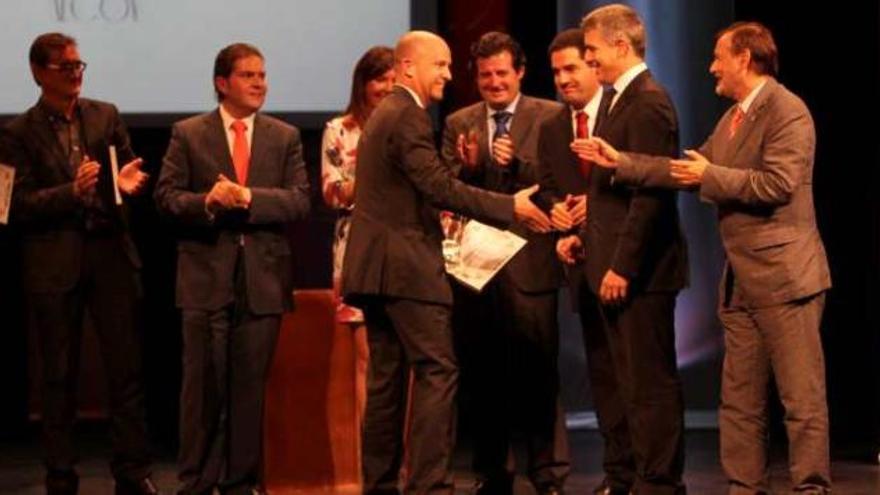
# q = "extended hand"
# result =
<box><xmin>599</xmin><ymin>269</ymin><xmax>628</xmax><ymax>305</ymax></box>
<box><xmin>669</xmin><ymin>149</ymin><xmax>709</xmax><ymax>186</ymax></box>
<box><xmin>118</xmin><ymin>157</ymin><xmax>149</xmax><ymax>196</ymax></box>
<box><xmin>513</xmin><ymin>184</ymin><xmax>551</xmax><ymax>233</ymax></box>
<box><xmin>556</xmin><ymin>235</ymin><xmax>584</xmax><ymax>265</ymax></box>
<box><xmin>571</xmin><ymin>137</ymin><xmax>620</xmax><ymax>168</ymax></box>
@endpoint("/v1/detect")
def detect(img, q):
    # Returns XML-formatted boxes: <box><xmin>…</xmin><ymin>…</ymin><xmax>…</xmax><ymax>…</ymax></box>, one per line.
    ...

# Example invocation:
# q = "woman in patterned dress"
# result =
<box><xmin>321</xmin><ymin>45</ymin><xmax>395</xmax><ymax>322</ymax></box>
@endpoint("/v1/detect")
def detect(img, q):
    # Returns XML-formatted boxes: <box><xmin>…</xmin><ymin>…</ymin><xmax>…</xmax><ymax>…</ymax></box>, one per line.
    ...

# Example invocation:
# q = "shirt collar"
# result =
<box><xmin>396</xmin><ymin>83</ymin><xmax>425</xmax><ymax>109</ymax></box>
<box><xmin>218</xmin><ymin>103</ymin><xmax>256</xmax><ymax>131</ymax></box>
<box><xmin>571</xmin><ymin>86</ymin><xmax>604</xmax><ymax>115</ymax></box>
<box><xmin>612</xmin><ymin>62</ymin><xmax>648</xmax><ymax>99</ymax></box>
<box><xmin>38</xmin><ymin>97</ymin><xmax>79</xmax><ymax>123</ymax></box>
<box><xmin>739</xmin><ymin>78</ymin><xmax>768</xmax><ymax>114</ymax></box>
<box><xmin>487</xmin><ymin>92</ymin><xmax>521</xmax><ymax>118</ymax></box>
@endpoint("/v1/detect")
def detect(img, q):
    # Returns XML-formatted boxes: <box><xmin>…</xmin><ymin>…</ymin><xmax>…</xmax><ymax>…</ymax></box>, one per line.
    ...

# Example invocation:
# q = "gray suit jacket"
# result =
<box><xmin>154</xmin><ymin>110</ymin><xmax>310</xmax><ymax>314</ymax></box>
<box><xmin>615</xmin><ymin>77</ymin><xmax>831</xmax><ymax>307</ymax></box>
<box><xmin>341</xmin><ymin>86</ymin><xmax>514</xmax><ymax>306</ymax></box>
<box><xmin>441</xmin><ymin>95</ymin><xmax>564</xmax><ymax>293</ymax></box>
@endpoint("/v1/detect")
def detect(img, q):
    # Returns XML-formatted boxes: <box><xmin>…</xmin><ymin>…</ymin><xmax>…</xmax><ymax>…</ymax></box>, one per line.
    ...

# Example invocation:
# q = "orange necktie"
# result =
<box><xmin>231</xmin><ymin>120</ymin><xmax>250</xmax><ymax>185</ymax></box>
<box><xmin>728</xmin><ymin>107</ymin><xmax>745</xmax><ymax>139</ymax></box>
<box><xmin>575</xmin><ymin>110</ymin><xmax>592</xmax><ymax>180</ymax></box>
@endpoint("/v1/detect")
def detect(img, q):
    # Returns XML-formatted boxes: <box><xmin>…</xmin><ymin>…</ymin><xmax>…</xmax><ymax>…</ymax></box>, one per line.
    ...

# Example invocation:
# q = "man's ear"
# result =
<box><xmin>214</xmin><ymin>76</ymin><xmax>228</xmax><ymax>99</ymax></box>
<box><xmin>31</xmin><ymin>64</ymin><xmax>43</xmax><ymax>87</ymax></box>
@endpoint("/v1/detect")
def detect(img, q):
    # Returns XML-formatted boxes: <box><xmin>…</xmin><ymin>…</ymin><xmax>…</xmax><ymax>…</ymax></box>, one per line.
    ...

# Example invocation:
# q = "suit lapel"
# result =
<box><xmin>248</xmin><ymin>114</ymin><xmax>271</xmax><ymax>186</ymax></box>
<box><xmin>602</xmin><ymin>70</ymin><xmax>650</xmax><ymax>132</ymax></box>
<box><xmin>509</xmin><ymin>96</ymin><xmax>537</xmax><ymax>146</ymax></box>
<box><xmin>593</xmin><ymin>86</ymin><xmax>614</xmax><ymax>135</ymax></box>
<box><xmin>204</xmin><ymin>110</ymin><xmax>237</xmax><ymax>181</ymax></box>
<box><xmin>29</xmin><ymin>106</ymin><xmax>73</xmax><ymax>179</ymax></box>
<box><xmin>476</xmin><ymin>103</ymin><xmax>491</xmax><ymax>164</ymax></box>
<box><xmin>721</xmin><ymin>78</ymin><xmax>777</xmax><ymax>166</ymax></box>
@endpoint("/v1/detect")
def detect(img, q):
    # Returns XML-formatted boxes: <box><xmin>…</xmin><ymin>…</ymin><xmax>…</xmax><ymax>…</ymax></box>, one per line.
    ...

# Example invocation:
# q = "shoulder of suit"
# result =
<box><xmin>763</xmin><ymin>79</ymin><xmax>810</xmax><ymax>117</ymax></box>
<box><xmin>541</xmin><ymin>103</ymin><xmax>570</xmax><ymax>127</ymax></box>
<box><xmin>521</xmin><ymin>94</ymin><xmax>564</xmax><ymax>112</ymax></box>
<box><xmin>256</xmin><ymin>112</ymin><xmax>300</xmax><ymax>136</ymax></box>
<box><xmin>446</xmin><ymin>101</ymin><xmax>484</xmax><ymax>124</ymax></box>
<box><xmin>78</xmin><ymin>97</ymin><xmax>117</xmax><ymax>113</ymax></box>
<box><xmin>172</xmin><ymin>111</ymin><xmax>213</xmax><ymax>133</ymax></box>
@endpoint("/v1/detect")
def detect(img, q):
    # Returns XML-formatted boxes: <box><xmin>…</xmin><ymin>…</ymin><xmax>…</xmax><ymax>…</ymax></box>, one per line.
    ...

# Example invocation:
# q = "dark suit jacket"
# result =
<box><xmin>578</xmin><ymin>70</ymin><xmax>688</xmax><ymax>295</ymax></box>
<box><xmin>154</xmin><ymin>110</ymin><xmax>310</xmax><ymax>315</ymax></box>
<box><xmin>441</xmin><ymin>95</ymin><xmax>563</xmax><ymax>293</ymax></box>
<box><xmin>1</xmin><ymin>98</ymin><xmax>140</xmax><ymax>293</ymax></box>
<box><xmin>614</xmin><ymin>78</ymin><xmax>830</xmax><ymax>307</ymax></box>
<box><xmin>342</xmin><ymin>86</ymin><xmax>515</xmax><ymax>307</ymax></box>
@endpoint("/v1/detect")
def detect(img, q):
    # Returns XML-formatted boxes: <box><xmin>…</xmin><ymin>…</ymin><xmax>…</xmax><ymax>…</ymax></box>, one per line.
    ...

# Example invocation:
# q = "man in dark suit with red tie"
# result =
<box><xmin>536</xmin><ymin>29</ymin><xmax>637</xmax><ymax>495</ymax></box>
<box><xmin>154</xmin><ymin>43</ymin><xmax>311</xmax><ymax>495</ymax></box>
<box><xmin>556</xmin><ymin>5</ymin><xmax>689</xmax><ymax>494</ymax></box>
<box><xmin>341</xmin><ymin>31</ymin><xmax>551</xmax><ymax>495</ymax></box>
<box><xmin>1</xmin><ymin>32</ymin><xmax>158</xmax><ymax>495</ymax></box>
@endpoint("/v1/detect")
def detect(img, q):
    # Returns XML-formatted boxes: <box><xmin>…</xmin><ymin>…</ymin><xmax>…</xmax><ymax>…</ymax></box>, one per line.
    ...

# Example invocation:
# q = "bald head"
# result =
<box><xmin>395</xmin><ymin>31</ymin><xmax>446</xmax><ymax>64</ymax></box>
<box><xmin>393</xmin><ymin>30</ymin><xmax>452</xmax><ymax>106</ymax></box>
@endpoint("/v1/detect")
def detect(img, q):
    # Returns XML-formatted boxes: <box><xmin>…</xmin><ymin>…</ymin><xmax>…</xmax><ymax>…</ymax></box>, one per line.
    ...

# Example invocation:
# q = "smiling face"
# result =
<box><xmin>551</xmin><ymin>46</ymin><xmax>599</xmax><ymax>108</ymax></box>
<box><xmin>710</xmin><ymin>32</ymin><xmax>750</xmax><ymax>101</ymax></box>
<box><xmin>415</xmin><ymin>38</ymin><xmax>452</xmax><ymax>103</ymax></box>
<box><xmin>583</xmin><ymin>27</ymin><xmax>625</xmax><ymax>84</ymax></box>
<box><xmin>365</xmin><ymin>68</ymin><xmax>395</xmax><ymax>110</ymax></box>
<box><xmin>475</xmin><ymin>50</ymin><xmax>523</xmax><ymax>110</ymax></box>
<box><xmin>216</xmin><ymin>55</ymin><xmax>267</xmax><ymax>117</ymax></box>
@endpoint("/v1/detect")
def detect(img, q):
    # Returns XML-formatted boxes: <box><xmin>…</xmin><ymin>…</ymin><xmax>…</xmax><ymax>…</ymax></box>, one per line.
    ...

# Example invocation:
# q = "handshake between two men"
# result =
<box><xmin>455</xmin><ymin>129</ymin><xmax>585</xmax><ymax>235</ymax></box>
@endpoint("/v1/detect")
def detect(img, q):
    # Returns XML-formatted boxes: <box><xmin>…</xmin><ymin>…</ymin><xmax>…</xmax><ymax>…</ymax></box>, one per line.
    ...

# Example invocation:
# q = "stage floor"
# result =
<box><xmin>0</xmin><ymin>428</ymin><xmax>877</xmax><ymax>494</ymax></box>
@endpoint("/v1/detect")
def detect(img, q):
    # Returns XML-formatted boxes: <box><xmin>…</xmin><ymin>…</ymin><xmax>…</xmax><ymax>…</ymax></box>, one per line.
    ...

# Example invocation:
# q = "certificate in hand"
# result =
<box><xmin>0</xmin><ymin>163</ymin><xmax>14</xmax><ymax>225</ymax></box>
<box><xmin>444</xmin><ymin>220</ymin><xmax>527</xmax><ymax>292</ymax></box>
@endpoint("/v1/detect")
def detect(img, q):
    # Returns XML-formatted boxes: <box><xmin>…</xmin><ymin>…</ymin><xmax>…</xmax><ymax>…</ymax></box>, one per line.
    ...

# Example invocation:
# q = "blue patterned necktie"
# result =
<box><xmin>492</xmin><ymin>110</ymin><xmax>512</xmax><ymax>141</ymax></box>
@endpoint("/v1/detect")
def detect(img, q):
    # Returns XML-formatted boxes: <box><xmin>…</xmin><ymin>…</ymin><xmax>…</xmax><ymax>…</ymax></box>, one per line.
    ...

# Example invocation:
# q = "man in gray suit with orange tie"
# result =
<box><xmin>575</xmin><ymin>22</ymin><xmax>832</xmax><ymax>495</ymax></box>
<box><xmin>154</xmin><ymin>43</ymin><xmax>310</xmax><ymax>495</ymax></box>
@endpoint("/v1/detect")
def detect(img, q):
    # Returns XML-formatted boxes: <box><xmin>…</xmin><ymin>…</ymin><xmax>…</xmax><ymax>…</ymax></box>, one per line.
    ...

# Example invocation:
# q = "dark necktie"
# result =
<box><xmin>596</xmin><ymin>87</ymin><xmax>616</xmax><ymax>132</ymax></box>
<box><xmin>492</xmin><ymin>110</ymin><xmax>512</xmax><ymax>141</ymax></box>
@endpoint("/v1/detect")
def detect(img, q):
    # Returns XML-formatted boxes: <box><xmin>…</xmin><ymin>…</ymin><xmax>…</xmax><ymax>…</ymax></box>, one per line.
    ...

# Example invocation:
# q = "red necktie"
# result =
<box><xmin>728</xmin><ymin>107</ymin><xmax>745</xmax><ymax>139</ymax></box>
<box><xmin>231</xmin><ymin>120</ymin><xmax>250</xmax><ymax>184</ymax></box>
<box><xmin>575</xmin><ymin>111</ymin><xmax>591</xmax><ymax>179</ymax></box>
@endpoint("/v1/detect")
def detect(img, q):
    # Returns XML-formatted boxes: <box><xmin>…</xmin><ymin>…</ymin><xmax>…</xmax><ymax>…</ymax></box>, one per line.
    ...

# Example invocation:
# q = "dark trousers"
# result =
<box><xmin>177</xmin><ymin>250</ymin><xmax>280</xmax><ymax>495</ymax></box>
<box><xmin>578</xmin><ymin>282</ymin><xmax>685</xmax><ymax>495</ymax></box>
<box><xmin>361</xmin><ymin>297</ymin><xmax>459</xmax><ymax>495</ymax></box>
<box><xmin>28</xmin><ymin>236</ymin><xmax>150</xmax><ymax>481</ymax></box>
<box><xmin>454</xmin><ymin>272</ymin><xmax>569</xmax><ymax>491</ymax></box>
<box><xmin>719</xmin><ymin>286</ymin><xmax>829</xmax><ymax>495</ymax></box>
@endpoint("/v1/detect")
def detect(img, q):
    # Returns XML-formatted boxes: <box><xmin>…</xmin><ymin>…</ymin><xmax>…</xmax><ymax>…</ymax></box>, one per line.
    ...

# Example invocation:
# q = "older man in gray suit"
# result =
<box><xmin>574</xmin><ymin>22</ymin><xmax>832</xmax><ymax>495</ymax></box>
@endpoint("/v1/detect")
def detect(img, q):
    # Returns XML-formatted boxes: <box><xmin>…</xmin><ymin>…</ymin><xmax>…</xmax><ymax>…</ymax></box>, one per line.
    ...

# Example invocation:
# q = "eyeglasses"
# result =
<box><xmin>45</xmin><ymin>61</ymin><xmax>88</xmax><ymax>74</ymax></box>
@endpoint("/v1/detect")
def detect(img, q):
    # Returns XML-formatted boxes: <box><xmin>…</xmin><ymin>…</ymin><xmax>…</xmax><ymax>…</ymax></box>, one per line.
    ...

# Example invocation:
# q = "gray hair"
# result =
<box><xmin>581</xmin><ymin>3</ymin><xmax>646</xmax><ymax>59</ymax></box>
